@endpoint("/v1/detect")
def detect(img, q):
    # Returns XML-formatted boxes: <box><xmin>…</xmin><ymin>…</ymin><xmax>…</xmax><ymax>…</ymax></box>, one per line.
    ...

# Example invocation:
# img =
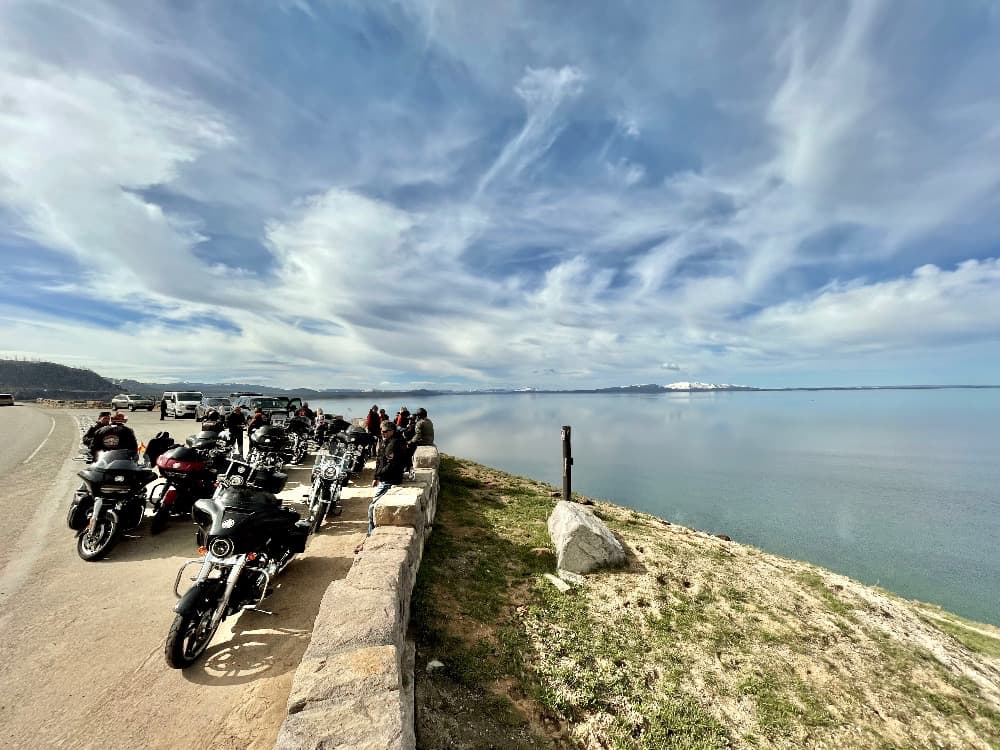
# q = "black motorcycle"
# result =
<box><xmin>67</xmin><ymin>449</ymin><xmax>157</xmax><ymax>561</ymax></box>
<box><xmin>341</xmin><ymin>425</ymin><xmax>377</xmax><ymax>472</ymax></box>
<box><xmin>247</xmin><ymin>424</ymin><xmax>288</xmax><ymax>471</ymax></box>
<box><xmin>305</xmin><ymin>446</ymin><xmax>352</xmax><ymax>533</ymax></box>
<box><xmin>164</xmin><ymin>458</ymin><xmax>310</xmax><ymax>668</ymax></box>
<box><xmin>284</xmin><ymin>415</ymin><xmax>312</xmax><ymax>464</ymax></box>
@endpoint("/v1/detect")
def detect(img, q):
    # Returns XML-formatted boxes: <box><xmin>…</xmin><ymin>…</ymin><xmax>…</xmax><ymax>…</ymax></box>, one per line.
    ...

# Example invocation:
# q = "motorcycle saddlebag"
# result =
<box><xmin>287</xmin><ymin>520</ymin><xmax>310</xmax><ymax>553</ymax></box>
<box><xmin>67</xmin><ymin>489</ymin><xmax>93</xmax><ymax>531</ymax></box>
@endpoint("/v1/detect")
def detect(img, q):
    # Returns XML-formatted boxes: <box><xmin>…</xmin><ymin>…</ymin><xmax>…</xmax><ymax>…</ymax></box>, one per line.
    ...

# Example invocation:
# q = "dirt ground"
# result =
<box><xmin>0</xmin><ymin>406</ymin><xmax>369</xmax><ymax>750</ymax></box>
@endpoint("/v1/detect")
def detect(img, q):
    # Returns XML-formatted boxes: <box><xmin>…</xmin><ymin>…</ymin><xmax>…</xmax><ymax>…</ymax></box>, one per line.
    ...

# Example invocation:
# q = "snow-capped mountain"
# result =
<box><xmin>663</xmin><ymin>382</ymin><xmax>751</xmax><ymax>391</ymax></box>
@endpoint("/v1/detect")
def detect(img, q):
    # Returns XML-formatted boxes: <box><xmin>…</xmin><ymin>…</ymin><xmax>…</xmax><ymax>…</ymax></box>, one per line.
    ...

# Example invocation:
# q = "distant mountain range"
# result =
<box><xmin>2</xmin><ymin>359</ymin><xmax>998</xmax><ymax>400</ymax></box>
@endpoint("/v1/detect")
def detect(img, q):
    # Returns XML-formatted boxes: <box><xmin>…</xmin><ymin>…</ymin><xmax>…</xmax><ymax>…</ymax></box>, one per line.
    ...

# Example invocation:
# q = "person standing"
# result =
<box><xmin>226</xmin><ymin>405</ymin><xmax>247</xmax><ymax>456</ymax></box>
<box><xmin>365</xmin><ymin>405</ymin><xmax>380</xmax><ymax>436</ymax></box>
<box><xmin>159</xmin><ymin>397</ymin><xmax>168</xmax><ymax>421</ymax></box>
<box><xmin>357</xmin><ymin>421</ymin><xmax>408</xmax><ymax>553</ymax></box>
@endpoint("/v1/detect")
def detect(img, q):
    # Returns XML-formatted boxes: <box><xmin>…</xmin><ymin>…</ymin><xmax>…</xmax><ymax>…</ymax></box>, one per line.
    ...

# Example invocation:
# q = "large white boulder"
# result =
<box><xmin>547</xmin><ymin>501</ymin><xmax>627</xmax><ymax>574</ymax></box>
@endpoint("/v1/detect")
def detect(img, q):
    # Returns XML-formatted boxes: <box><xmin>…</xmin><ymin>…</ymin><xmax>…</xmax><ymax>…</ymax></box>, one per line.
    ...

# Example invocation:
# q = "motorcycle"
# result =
<box><xmin>284</xmin><ymin>415</ymin><xmax>312</xmax><ymax>465</ymax></box>
<box><xmin>247</xmin><ymin>424</ymin><xmax>288</xmax><ymax>471</ymax></box>
<box><xmin>304</xmin><ymin>445</ymin><xmax>353</xmax><ymax>533</ymax></box>
<box><xmin>164</xmin><ymin>458</ymin><xmax>310</xmax><ymax>668</ymax></box>
<box><xmin>341</xmin><ymin>425</ymin><xmax>377</xmax><ymax>472</ymax></box>
<box><xmin>67</xmin><ymin>449</ymin><xmax>157</xmax><ymax>561</ymax></box>
<box><xmin>150</xmin><ymin>443</ymin><xmax>226</xmax><ymax>534</ymax></box>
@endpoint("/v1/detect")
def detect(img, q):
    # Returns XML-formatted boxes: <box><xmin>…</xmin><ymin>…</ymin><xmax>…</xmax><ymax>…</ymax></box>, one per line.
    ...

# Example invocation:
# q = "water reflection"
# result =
<box><xmin>311</xmin><ymin>390</ymin><xmax>1000</xmax><ymax>624</ymax></box>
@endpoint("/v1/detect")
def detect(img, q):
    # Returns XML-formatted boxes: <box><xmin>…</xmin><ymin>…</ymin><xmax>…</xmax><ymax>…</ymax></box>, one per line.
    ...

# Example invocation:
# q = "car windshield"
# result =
<box><xmin>178</xmin><ymin>392</ymin><xmax>201</xmax><ymax>400</ymax></box>
<box><xmin>207</xmin><ymin>398</ymin><xmax>231</xmax><ymax>406</ymax></box>
<box><xmin>252</xmin><ymin>398</ymin><xmax>283</xmax><ymax>409</ymax></box>
<box><xmin>128</xmin><ymin>394</ymin><xmax>143</xmax><ymax>398</ymax></box>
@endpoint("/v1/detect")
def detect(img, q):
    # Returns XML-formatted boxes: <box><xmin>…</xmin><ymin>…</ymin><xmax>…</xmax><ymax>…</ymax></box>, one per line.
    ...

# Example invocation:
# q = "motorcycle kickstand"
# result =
<box><xmin>242</xmin><ymin>604</ymin><xmax>276</xmax><ymax>615</ymax></box>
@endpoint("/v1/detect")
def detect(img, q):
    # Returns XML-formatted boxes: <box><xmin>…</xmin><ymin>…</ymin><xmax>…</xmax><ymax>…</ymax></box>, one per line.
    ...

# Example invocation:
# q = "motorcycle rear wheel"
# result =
<box><xmin>165</xmin><ymin>603</ymin><xmax>220</xmax><ymax>669</ymax></box>
<box><xmin>77</xmin><ymin>509</ymin><xmax>122</xmax><ymax>561</ymax></box>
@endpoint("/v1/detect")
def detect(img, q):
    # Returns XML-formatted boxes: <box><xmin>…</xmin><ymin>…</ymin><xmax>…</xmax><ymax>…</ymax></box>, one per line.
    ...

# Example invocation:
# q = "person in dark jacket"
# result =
<box><xmin>159</xmin><ymin>397</ymin><xmax>168</xmax><ymax>421</ymax></box>
<box><xmin>409</xmin><ymin>407</ymin><xmax>435</xmax><ymax>447</ymax></box>
<box><xmin>90</xmin><ymin>413</ymin><xmax>139</xmax><ymax>458</ymax></box>
<box><xmin>365</xmin><ymin>405</ymin><xmax>380</xmax><ymax>436</ymax></box>
<box><xmin>145</xmin><ymin>431</ymin><xmax>174</xmax><ymax>468</ymax></box>
<box><xmin>357</xmin><ymin>421</ymin><xmax>408</xmax><ymax>552</ymax></box>
<box><xmin>82</xmin><ymin>412</ymin><xmax>112</xmax><ymax>452</ymax></box>
<box><xmin>201</xmin><ymin>409</ymin><xmax>225</xmax><ymax>434</ymax></box>
<box><xmin>226</xmin><ymin>406</ymin><xmax>247</xmax><ymax>456</ymax></box>
<box><xmin>246</xmin><ymin>408</ymin><xmax>268</xmax><ymax>434</ymax></box>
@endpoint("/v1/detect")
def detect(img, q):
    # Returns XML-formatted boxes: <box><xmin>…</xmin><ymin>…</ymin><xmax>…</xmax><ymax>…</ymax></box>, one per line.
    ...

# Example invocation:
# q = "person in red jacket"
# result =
<box><xmin>365</xmin><ymin>404</ymin><xmax>380</xmax><ymax>436</ymax></box>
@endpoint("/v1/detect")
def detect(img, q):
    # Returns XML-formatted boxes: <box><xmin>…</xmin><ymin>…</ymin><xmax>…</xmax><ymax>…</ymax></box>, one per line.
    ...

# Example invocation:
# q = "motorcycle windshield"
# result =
<box><xmin>92</xmin><ymin>449</ymin><xmax>138</xmax><ymax>467</ymax></box>
<box><xmin>193</xmin><ymin>488</ymin><xmax>291</xmax><ymax>539</ymax></box>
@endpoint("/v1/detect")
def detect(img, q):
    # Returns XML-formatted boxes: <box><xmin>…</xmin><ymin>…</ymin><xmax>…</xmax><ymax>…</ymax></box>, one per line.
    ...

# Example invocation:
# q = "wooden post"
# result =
<box><xmin>561</xmin><ymin>425</ymin><xmax>573</xmax><ymax>502</ymax></box>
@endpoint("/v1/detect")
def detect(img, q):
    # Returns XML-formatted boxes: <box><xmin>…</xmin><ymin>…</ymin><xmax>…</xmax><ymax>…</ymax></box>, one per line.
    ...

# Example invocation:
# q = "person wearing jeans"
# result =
<box><xmin>358</xmin><ymin>421</ymin><xmax>408</xmax><ymax>553</ymax></box>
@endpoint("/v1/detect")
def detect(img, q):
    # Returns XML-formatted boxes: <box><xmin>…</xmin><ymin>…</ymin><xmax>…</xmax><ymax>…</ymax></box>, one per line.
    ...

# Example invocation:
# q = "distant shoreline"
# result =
<box><xmin>13</xmin><ymin>384</ymin><xmax>1000</xmax><ymax>404</ymax></box>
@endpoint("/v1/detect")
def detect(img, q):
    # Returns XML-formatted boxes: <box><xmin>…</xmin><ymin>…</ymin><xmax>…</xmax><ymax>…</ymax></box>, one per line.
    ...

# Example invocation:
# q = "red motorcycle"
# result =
<box><xmin>150</xmin><ymin>445</ymin><xmax>223</xmax><ymax>534</ymax></box>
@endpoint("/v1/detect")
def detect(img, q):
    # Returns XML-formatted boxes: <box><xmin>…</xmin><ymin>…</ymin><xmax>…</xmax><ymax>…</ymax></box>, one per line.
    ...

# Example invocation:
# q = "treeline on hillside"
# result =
<box><xmin>0</xmin><ymin>359</ymin><xmax>116</xmax><ymax>400</ymax></box>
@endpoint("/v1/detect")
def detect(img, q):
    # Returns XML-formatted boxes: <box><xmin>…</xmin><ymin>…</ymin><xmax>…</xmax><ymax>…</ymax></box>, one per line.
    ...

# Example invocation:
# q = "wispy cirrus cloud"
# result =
<box><xmin>2</xmin><ymin>0</ymin><xmax>1000</xmax><ymax>388</ymax></box>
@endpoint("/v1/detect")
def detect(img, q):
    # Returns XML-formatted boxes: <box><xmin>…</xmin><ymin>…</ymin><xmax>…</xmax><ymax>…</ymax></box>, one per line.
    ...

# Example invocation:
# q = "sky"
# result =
<box><xmin>2</xmin><ymin>0</ymin><xmax>1000</xmax><ymax>390</ymax></box>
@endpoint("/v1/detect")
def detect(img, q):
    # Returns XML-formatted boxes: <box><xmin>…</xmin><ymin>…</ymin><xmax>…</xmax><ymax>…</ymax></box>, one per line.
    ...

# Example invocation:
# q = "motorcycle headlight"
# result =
<box><xmin>322</xmin><ymin>465</ymin><xmax>338</xmax><ymax>480</ymax></box>
<box><xmin>209</xmin><ymin>537</ymin><xmax>235</xmax><ymax>557</ymax></box>
<box><xmin>228</xmin><ymin>475</ymin><xmax>244</xmax><ymax>486</ymax></box>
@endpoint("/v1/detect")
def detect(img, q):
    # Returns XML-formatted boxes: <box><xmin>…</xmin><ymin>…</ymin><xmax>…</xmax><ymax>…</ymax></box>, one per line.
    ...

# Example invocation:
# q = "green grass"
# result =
<box><xmin>927</xmin><ymin>616</ymin><xmax>1000</xmax><ymax>659</ymax></box>
<box><xmin>412</xmin><ymin>456</ymin><xmax>733</xmax><ymax>749</ymax></box>
<box><xmin>793</xmin><ymin>570</ymin><xmax>855</xmax><ymax>618</ymax></box>
<box><xmin>411</xmin><ymin>455</ymin><xmax>1000</xmax><ymax>750</ymax></box>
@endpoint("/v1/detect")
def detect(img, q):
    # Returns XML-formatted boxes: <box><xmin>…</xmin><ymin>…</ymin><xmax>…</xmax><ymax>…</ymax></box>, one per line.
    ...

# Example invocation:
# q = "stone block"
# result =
<box><xmin>412</xmin><ymin>445</ymin><xmax>439</xmax><ymax>470</ymax></box>
<box><xmin>346</xmin><ymin>546</ymin><xmax>415</xmax><ymax>595</ymax></box>
<box><xmin>274</xmin><ymin>692</ymin><xmax>410</xmax><ymax>750</ymax></box>
<box><xmin>287</xmin><ymin>645</ymin><xmax>400</xmax><ymax>714</ymax></box>
<box><xmin>547</xmin><ymin>500</ymin><xmax>627</xmax><ymax>574</ymax></box>
<box><xmin>305</xmin><ymin>581</ymin><xmax>405</xmax><ymax>657</ymax></box>
<box><xmin>373</xmin><ymin>486</ymin><xmax>425</xmax><ymax>531</ymax></box>
<box><xmin>361</xmin><ymin>526</ymin><xmax>419</xmax><ymax>563</ymax></box>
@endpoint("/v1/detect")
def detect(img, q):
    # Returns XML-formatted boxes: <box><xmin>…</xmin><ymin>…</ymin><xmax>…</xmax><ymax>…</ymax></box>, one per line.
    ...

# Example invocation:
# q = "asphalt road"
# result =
<box><xmin>0</xmin><ymin>405</ymin><xmax>365</xmax><ymax>750</ymax></box>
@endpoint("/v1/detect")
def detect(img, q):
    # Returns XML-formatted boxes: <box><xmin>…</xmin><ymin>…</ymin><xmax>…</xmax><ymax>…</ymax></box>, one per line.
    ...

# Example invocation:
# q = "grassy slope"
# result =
<box><xmin>411</xmin><ymin>456</ymin><xmax>1000</xmax><ymax>750</ymax></box>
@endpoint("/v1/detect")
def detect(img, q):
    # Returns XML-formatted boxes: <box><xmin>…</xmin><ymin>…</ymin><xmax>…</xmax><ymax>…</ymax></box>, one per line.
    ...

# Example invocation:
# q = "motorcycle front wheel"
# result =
<box><xmin>165</xmin><ymin>602</ymin><xmax>220</xmax><ymax>669</ymax></box>
<box><xmin>77</xmin><ymin>509</ymin><xmax>122</xmax><ymax>561</ymax></box>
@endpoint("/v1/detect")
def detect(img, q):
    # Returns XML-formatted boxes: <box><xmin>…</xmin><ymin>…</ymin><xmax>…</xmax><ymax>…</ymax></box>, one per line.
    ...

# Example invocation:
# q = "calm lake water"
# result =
<box><xmin>311</xmin><ymin>390</ymin><xmax>1000</xmax><ymax>625</ymax></box>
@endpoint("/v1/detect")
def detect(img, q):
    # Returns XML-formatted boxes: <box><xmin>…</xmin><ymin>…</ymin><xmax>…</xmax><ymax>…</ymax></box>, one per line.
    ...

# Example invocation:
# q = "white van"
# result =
<box><xmin>162</xmin><ymin>391</ymin><xmax>203</xmax><ymax>419</ymax></box>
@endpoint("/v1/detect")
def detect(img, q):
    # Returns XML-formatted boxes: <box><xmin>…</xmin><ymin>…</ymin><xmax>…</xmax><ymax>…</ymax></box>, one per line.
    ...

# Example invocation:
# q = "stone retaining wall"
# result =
<box><xmin>274</xmin><ymin>445</ymin><xmax>440</xmax><ymax>750</ymax></box>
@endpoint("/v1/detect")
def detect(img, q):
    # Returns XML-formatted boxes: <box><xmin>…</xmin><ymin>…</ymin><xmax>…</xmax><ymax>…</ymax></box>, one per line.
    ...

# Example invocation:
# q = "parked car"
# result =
<box><xmin>162</xmin><ymin>391</ymin><xmax>203</xmax><ymax>419</ymax></box>
<box><xmin>195</xmin><ymin>397</ymin><xmax>233</xmax><ymax>421</ymax></box>
<box><xmin>232</xmin><ymin>395</ymin><xmax>294</xmax><ymax>419</ymax></box>
<box><xmin>0</xmin><ymin>393</ymin><xmax>14</xmax><ymax>406</ymax></box>
<box><xmin>110</xmin><ymin>393</ymin><xmax>155</xmax><ymax>411</ymax></box>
